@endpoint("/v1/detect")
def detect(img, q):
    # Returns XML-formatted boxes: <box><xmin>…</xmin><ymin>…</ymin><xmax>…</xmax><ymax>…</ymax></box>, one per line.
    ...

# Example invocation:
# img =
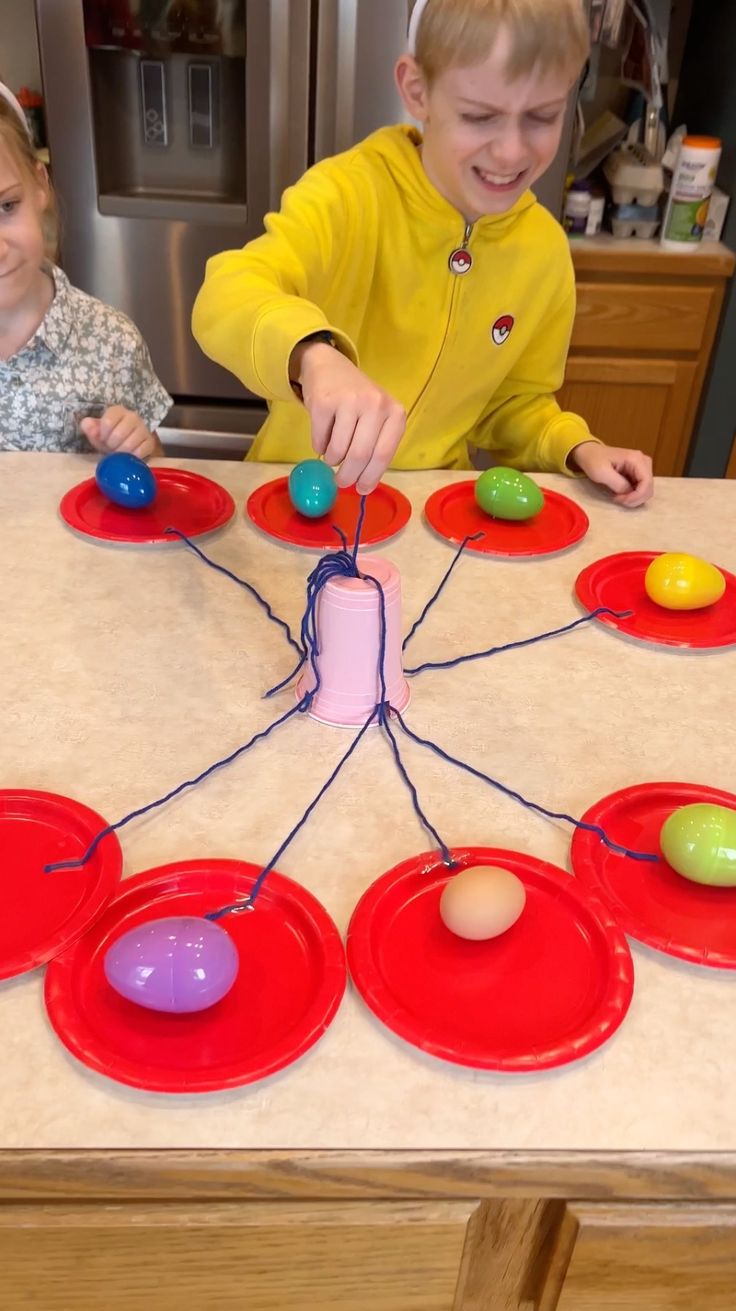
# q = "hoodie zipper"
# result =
<box><xmin>448</xmin><ymin>221</ymin><xmax>474</xmax><ymax>275</ymax></box>
<box><xmin>407</xmin><ymin>221</ymin><xmax>475</xmax><ymax>423</ymax></box>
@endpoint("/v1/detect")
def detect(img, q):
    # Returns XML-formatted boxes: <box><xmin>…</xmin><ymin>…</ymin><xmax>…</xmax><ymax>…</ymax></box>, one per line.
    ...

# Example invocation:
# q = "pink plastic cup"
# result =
<box><xmin>296</xmin><ymin>554</ymin><xmax>410</xmax><ymax>728</ymax></box>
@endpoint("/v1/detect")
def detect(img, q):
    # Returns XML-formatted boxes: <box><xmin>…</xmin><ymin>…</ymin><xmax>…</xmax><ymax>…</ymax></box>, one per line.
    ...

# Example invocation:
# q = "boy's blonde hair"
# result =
<box><xmin>0</xmin><ymin>97</ymin><xmax>59</xmax><ymax>259</ymax></box>
<box><xmin>411</xmin><ymin>0</ymin><xmax>590</xmax><ymax>82</ymax></box>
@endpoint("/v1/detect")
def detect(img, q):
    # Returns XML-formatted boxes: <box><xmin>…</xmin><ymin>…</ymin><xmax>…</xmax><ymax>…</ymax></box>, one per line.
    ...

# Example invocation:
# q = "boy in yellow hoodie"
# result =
<box><xmin>193</xmin><ymin>0</ymin><xmax>653</xmax><ymax>506</ymax></box>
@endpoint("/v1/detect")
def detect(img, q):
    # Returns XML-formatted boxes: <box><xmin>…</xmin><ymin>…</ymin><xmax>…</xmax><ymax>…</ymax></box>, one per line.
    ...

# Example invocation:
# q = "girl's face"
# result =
<box><xmin>0</xmin><ymin>138</ymin><xmax>49</xmax><ymax>315</ymax></box>
<box><xmin>398</xmin><ymin>28</ymin><xmax>574</xmax><ymax>221</ymax></box>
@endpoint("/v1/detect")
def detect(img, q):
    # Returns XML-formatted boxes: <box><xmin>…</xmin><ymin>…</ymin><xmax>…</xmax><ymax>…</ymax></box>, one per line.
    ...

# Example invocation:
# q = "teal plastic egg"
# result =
<box><xmin>475</xmin><ymin>468</ymin><xmax>544</xmax><ymax>521</ymax></box>
<box><xmin>660</xmin><ymin>803</ymin><xmax>736</xmax><ymax>886</ymax></box>
<box><xmin>288</xmin><ymin>460</ymin><xmax>338</xmax><ymax>518</ymax></box>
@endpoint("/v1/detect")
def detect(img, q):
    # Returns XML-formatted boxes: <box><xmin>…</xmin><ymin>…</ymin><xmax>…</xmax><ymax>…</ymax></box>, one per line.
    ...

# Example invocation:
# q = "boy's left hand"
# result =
<box><xmin>80</xmin><ymin>406</ymin><xmax>162</xmax><ymax>460</ymax></box>
<box><xmin>569</xmin><ymin>441</ymin><xmax>653</xmax><ymax>508</ymax></box>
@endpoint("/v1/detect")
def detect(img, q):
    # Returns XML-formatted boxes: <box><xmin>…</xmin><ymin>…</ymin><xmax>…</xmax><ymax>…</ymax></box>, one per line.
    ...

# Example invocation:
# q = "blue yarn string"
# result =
<box><xmin>379</xmin><ymin>709</ymin><xmax>455</xmax><ymax>866</ymax></box>
<box><xmin>403</xmin><ymin>532</ymin><xmax>485</xmax><ymax>650</ymax></box>
<box><xmin>46</xmin><ymin>499</ymin><xmax>372</xmax><ymax>884</ymax></box>
<box><xmin>331</xmin><ymin>523</ymin><xmax>350</xmax><ymax>554</ymax></box>
<box><xmin>164</xmin><ymin>527</ymin><xmax>303</xmax><ymax>657</ymax></box>
<box><xmin>391</xmin><ymin>707</ymin><xmax>658</xmax><ymax>863</ymax></box>
<box><xmin>362</xmin><ymin>565</ymin><xmax>455</xmax><ymax>868</ymax></box>
<box><xmin>264</xmin><ymin>553</ymin><xmax>355</xmax><ymax>699</ymax></box>
<box><xmin>352</xmin><ymin>495</ymin><xmax>368</xmax><ymax>565</ymax></box>
<box><xmin>264</xmin><ymin>502</ymin><xmax>368</xmax><ymax>700</ymax></box>
<box><xmin>405</xmin><ymin>607</ymin><xmax>635</xmax><ymax>677</ymax></box>
<box><xmin>210</xmin><ymin>528</ymin><xmax>392</xmax><ymax>920</ymax></box>
<box><xmin>264</xmin><ymin>651</ymin><xmax>307</xmax><ymax>699</ymax></box>
<box><xmin>43</xmin><ymin>699</ymin><xmax>310</xmax><ymax>873</ymax></box>
<box><xmin>206</xmin><ymin>708</ymin><xmax>378</xmax><ymax>919</ymax></box>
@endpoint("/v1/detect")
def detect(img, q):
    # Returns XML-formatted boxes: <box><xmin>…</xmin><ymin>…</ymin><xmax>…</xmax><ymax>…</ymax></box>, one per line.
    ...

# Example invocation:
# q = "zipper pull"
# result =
<box><xmin>449</xmin><ymin>222</ymin><xmax>474</xmax><ymax>276</ymax></box>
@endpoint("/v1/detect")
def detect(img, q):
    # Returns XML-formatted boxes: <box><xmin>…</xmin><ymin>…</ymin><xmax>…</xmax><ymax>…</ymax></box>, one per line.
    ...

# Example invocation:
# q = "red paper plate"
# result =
<box><xmin>347</xmin><ymin>847</ymin><xmax>633</xmax><ymax>1072</ymax></box>
<box><xmin>424</xmin><ymin>481</ymin><xmax>589</xmax><ymax>557</ymax></box>
<box><xmin>571</xmin><ymin>782</ymin><xmax>736</xmax><ymax>969</ymax></box>
<box><xmin>246</xmin><ymin>477</ymin><xmax>411</xmax><ymax>549</ymax></box>
<box><xmin>575</xmin><ymin>552</ymin><xmax>736</xmax><ymax>650</ymax></box>
<box><xmin>0</xmin><ymin>789</ymin><xmax>122</xmax><ymax>981</ymax></box>
<box><xmin>44</xmin><ymin>859</ymin><xmax>346</xmax><ymax>1093</ymax></box>
<box><xmin>60</xmin><ymin>468</ymin><xmax>235</xmax><ymax>545</ymax></box>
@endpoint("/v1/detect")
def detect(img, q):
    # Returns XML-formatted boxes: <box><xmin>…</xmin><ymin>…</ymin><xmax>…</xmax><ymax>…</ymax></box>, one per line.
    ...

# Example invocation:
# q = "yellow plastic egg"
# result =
<box><xmin>439</xmin><ymin>866</ymin><xmax>526</xmax><ymax>941</ymax></box>
<box><xmin>644</xmin><ymin>553</ymin><xmax>726</xmax><ymax>611</ymax></box>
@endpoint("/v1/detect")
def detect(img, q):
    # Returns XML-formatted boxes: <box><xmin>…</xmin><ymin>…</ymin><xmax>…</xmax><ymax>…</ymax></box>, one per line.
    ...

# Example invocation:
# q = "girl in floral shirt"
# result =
<box><xmin>0</xmin><ymin>84</ymin><xmax>171</xmax><ymax>454</ymax></box>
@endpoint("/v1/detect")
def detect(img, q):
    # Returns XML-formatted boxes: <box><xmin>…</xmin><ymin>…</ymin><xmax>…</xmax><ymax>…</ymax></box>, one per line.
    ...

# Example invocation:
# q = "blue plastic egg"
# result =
<box><xmin>95</xmin><ymin>453</ymin><xmax>157</xmax><ymax>509</ymax></box>
<box><xmin>288</xmin><ymin>459</ymin><xmax>338</xmax><ymax>518</ymax></box>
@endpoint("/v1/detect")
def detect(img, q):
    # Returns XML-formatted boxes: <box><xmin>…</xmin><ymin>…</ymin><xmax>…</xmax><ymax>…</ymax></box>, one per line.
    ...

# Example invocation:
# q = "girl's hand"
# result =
<box><xmin>291</xmin><ymin>343</ymin><xmax>406</xmax><ymax>494</ymax></box>
<box><xmin>569</xmin><ymin>441</ymin><xmax>653</xmax><ymax>508</ymax></box>
<box><xmin>80</xmin><ymin>406</ymin><xmax>162</xmax><ymax>460</ymax></box>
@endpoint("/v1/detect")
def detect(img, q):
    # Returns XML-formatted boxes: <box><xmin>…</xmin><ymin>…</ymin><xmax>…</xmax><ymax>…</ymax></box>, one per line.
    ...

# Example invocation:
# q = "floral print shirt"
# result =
<box><xmin>0</xmin><ymin>264</ymin><xmax>172</xmax><ymax>451</ymax></box>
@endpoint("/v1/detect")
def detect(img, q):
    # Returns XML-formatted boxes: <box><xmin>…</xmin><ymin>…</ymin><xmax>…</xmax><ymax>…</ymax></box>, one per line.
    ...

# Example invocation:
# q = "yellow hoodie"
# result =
<box><xmin>192</xmin><ymin>125</ymin><xmax>594</xmax><ymax>472</ymax></box>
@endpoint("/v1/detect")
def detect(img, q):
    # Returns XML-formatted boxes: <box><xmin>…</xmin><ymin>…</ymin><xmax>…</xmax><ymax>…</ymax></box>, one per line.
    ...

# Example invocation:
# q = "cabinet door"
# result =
<box><xmin>557</xmin><ymin>357</ymin><xmax>699</xmax><ymax>475</ymax></box>
<box><xmin>0</xmin><ymin>1200</ymin><xmax>478</xmax><ymax>1311</ymax></box>
<box><xmin>538</xmin><ymin>1203</ymin><xmax>736</xmax><ymax>1311</ymax></box>
<box><xmin>570</xmin><ymin>282</ymin><xmax>715</xmax><ymax>354</ymax></box>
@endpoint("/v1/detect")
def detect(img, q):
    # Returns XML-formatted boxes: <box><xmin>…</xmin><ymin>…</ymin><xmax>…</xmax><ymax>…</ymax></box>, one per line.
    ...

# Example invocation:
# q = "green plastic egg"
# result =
<box><xmin>475</xmin><ymin>468</ymin><xmax>544</xmax><ymax>521</ymax></box>
<box><xmin>660</xmin><ymin>803</ymin><xmax>736</xmax><ymax>886</ymax></box>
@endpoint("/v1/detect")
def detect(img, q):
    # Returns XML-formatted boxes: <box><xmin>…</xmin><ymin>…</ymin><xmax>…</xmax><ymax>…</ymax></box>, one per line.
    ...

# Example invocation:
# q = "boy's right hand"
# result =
<box><xmin>291</xmin><ymin>342</ymin><xmax>406</xmax><ymax>494</ymax></box>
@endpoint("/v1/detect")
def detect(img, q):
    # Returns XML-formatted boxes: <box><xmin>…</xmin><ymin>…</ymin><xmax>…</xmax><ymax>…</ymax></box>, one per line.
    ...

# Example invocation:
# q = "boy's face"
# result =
<box><xmin>401</xmin><ymin>29</ymin><xmax>575</xmax><ymax>221</ymax></box>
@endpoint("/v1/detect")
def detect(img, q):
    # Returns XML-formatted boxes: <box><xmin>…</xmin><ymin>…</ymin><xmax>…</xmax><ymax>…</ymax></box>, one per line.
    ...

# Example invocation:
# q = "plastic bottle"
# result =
<box><xmin>585</xmin><ymin>189</ymin><xmax>606</xmax><ymax>237</ymax></box>
<box><xmin>661</xmin><ymin>136</ymin><xmax>722</xmax><ymax>252</ymax></box>
<box><xmin>564</xmin><ymin>181</ymin><xmax>592</xmax><ymax>237</ymax></box>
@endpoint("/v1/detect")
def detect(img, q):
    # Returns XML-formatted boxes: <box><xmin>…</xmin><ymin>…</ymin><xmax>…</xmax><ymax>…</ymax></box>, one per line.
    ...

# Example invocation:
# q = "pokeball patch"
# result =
<box><xmin>491</xmin><ymin>314</ymin><xmax>515</xmax><ymax>346</ymax></box>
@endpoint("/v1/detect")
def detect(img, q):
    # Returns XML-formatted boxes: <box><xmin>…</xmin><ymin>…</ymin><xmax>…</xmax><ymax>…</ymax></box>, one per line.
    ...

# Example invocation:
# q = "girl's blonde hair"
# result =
<box><xmin>411</xmin><ymin>0</ymin><xmax>590</xmax><ymax>82</ymax></box>
<box><xmin>0</xmin><ymin>97</ymin><xmax>59</xmax><ymax>259</ymax></box>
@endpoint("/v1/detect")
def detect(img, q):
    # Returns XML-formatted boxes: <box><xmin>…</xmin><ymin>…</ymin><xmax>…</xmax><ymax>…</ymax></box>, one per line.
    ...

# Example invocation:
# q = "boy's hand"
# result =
<box><xmin>293</xmin><ymin>343</ymin><xmax>406</xmax><ymax>494</ymax></box>
<box><xmin>80</xmin><ymin>406</ymin><xmax>162</xmax><ymax>460</ymax></box>
<box><xmin>569</xmin><ymin>441</ymin><xmax>653</xmax><ymax>508</ymax></box>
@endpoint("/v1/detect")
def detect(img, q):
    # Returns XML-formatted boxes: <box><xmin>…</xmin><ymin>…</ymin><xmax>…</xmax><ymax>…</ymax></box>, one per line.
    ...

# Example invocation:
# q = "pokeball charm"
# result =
<box><xmin>449</xmin><ymin>248</ymin><xmax>473</xmax><ymax>275</ymax></box>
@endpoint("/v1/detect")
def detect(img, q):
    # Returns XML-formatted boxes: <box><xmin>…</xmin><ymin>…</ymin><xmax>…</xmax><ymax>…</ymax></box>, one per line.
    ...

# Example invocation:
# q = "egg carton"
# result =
<box><xmin>610</xmin><ymin>202</ymin><xmax>660</xmax><ymax>240</ymax></box>
<box><xmin>611</xmin><ymin>217</ymin><xmax>660</xmax><ymax>239</ymax></box>
<box><xmin>604</xmin><ymin>144</ymin><xmax>664</xmax><ymax>207</ymax></box>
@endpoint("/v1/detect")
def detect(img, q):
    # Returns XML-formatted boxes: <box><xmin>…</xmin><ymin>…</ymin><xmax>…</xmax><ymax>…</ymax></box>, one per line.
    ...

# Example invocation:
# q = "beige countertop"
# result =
<box><xmin>569</xmin><ymin>234</ymin><xmax>735</xmax><ymax>276</ymax></box>
<box><xmin>1</xmin><ymin>454</ymin><xmax>735</xmax><ymax>1153</ymax></box>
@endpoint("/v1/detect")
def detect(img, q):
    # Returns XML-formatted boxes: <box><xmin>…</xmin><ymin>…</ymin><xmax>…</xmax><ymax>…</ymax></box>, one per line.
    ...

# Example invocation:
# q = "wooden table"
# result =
<box><xmin>1</xmin><ymin>455</ymin><xmax>735</xmax><ymax>1310</ymax></box>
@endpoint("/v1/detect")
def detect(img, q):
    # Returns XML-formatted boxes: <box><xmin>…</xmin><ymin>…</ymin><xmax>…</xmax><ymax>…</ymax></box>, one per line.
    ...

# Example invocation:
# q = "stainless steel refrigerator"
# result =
<box><xmin>35</xmin><ymin>0</ymin><xmax>580</xmax><ymax>449</ymax></box>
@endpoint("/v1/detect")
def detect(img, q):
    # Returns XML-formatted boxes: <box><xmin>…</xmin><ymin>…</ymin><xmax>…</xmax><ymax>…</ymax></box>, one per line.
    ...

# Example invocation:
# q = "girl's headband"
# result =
<box><xmin>408</xmin><ymin>0</ymin><xmax>431</xmax><ymax>55</ymax></box>
<box><xmin>0</xmin><ymin>82</ymin><xmax>32</xmax><ymax>139</ymax></box>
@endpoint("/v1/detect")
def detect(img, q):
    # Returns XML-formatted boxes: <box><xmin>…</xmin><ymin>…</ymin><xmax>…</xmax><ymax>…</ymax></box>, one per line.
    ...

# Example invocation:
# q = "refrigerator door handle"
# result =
<box><xmin>267</xmin><ymin>0</ymin><xmax>312</xmax><ymax>209</ymax></box>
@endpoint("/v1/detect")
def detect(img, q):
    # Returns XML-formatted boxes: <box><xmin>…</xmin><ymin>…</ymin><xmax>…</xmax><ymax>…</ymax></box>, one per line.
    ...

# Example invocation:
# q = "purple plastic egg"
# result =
<box><xmin>104</xmin><ymin>916</ymin><xmax>239</xmax><ymax>1014</ymax></box>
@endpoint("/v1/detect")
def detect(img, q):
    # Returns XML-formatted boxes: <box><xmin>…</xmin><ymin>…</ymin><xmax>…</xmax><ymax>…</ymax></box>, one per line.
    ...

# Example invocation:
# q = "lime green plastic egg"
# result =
<box><xmin>475</xmin><ymin>468</ymin><xmax>544</xmax><ymax>521</ymax></box>
<box><xmin>660</xmin><ymin>803</ymin><xmax>736</xmax><ymax>886</ymax></box>
<box><xmin>645</xmin><ymin>553</ymin><xmax>725</xmax><ymax>611</ymax></box>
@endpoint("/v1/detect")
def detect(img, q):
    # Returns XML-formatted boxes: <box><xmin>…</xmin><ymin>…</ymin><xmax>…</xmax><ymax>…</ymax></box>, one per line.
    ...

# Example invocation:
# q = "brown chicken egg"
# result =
<box><xmin>439</xmin><ymin>865</ymin><xmax>526</xmax><ymax>941</ymax></box>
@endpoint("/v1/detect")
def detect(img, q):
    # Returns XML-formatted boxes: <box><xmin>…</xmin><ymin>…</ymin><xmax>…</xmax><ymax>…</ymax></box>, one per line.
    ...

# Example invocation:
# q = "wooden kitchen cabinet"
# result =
<box><xmin>539</xmin><ymin>1203</ymin><xmax>736</xmax><ymax>1311</ymax></box>
<box><xmin>3</xmin><ymin>1154</ymin><xmax>736</xmax><ymax>1311</ymax></box>
<box><xmin>559</xmin><ymin>239</ymin><xmax>735</xmax><ymax>476</ymax></box>
<box><xmin>0</xmin><ymin>1199</ymin><xmax>478</xmax><ymax>1311</ymax></box>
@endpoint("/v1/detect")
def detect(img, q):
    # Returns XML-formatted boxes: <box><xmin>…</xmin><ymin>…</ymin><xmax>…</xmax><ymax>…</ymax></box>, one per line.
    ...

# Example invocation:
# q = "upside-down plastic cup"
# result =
<box><xmin>296</xmin><ymin>554</ymin><xmax>410</xmax><ymax>728</ymax></box>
